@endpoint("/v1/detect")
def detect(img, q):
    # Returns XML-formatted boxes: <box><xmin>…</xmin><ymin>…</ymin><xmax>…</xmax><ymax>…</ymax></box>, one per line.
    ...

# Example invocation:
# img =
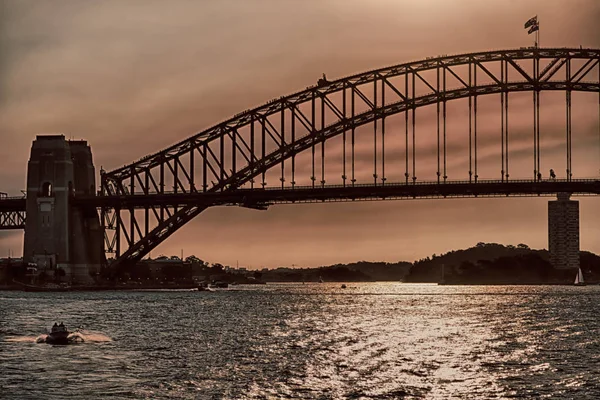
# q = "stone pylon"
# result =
<box><xmin>23</xmin><ymin>135</ymin><xmax>104</xmax><ymax>284</ymax></box>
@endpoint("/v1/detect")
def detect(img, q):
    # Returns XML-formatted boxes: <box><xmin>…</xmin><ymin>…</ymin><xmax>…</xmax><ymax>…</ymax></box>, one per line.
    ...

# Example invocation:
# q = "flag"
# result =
<box><xmin>528</xmin><ymin>23</ymin><xmax>539</xmax><ymax>34</ymax></box>
<box><xmin>524</xmin><ymin>16</ymin><xmax>537</xmax><ymax>29</ymax></box>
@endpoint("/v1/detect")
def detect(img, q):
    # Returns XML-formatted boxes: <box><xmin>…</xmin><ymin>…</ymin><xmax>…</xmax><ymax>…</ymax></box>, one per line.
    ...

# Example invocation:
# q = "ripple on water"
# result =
<box><xmin>1</xmin><ymin>284</ymin><xmax>600</xmax><ymax>399</ymax></box>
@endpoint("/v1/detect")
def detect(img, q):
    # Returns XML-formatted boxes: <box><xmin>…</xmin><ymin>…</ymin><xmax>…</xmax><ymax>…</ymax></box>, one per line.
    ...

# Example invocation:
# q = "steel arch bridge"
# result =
<box><xmin>95</xmin><ymin>47</ymin><xmax>600</xmax><ymax>269</ymax></box>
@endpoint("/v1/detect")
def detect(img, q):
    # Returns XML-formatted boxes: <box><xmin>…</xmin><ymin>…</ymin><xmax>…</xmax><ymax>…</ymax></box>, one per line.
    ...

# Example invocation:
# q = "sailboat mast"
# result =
<box><xmin>574</xmin><ymin>267</ymin><xmax>585</xmax><ymax>285</ymax></box>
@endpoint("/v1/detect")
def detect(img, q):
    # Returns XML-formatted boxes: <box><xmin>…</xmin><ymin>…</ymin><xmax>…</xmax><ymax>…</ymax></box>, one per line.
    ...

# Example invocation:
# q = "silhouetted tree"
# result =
<box><xmin>185</xmin><ymin>255</ymin><xmax>203</xmax><ymax>264</ymax></box>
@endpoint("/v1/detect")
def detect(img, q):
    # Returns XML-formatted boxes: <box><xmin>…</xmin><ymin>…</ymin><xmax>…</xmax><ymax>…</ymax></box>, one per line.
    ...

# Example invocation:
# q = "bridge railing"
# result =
<box><xmin>0</xmin><ymin>191</ymin><xmax>26</xmax><ymax>201</ymax></box>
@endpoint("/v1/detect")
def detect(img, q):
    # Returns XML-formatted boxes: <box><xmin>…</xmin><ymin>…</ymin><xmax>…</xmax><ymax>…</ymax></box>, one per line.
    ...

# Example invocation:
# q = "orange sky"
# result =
<box><xmin>1</xmin><ymin>0</ymin><xmax>599</xmax><ymax>267</ymax></box>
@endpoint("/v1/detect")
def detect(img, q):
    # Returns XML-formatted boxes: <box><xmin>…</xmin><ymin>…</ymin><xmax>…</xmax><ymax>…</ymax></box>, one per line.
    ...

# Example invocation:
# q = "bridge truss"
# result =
<box><xmin>0</xmin><ymin>212</ymin><xmax>25</xmax><ymax>229</ymax></box>
<box><xmin>0</xmin><ymin>209</ymin><xmax>25</xmax><ymax>229</ymax></box>
<box><xmin>100</xmin><ymin>47</ymin><xmax>600</xmax><ymax>268</ymax></box>
<box><xmin>0</xmin><ymin>195</ymin><xmax>26</xmax><ymax>229</ymax></box>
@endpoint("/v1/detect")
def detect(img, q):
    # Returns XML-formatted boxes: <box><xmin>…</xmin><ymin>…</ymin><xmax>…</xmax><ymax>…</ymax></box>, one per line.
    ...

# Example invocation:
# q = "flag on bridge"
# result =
<box><xmin>524</xmin><ymin>16</ymin><xmax>537</xmax><ymax>29</ymax></box>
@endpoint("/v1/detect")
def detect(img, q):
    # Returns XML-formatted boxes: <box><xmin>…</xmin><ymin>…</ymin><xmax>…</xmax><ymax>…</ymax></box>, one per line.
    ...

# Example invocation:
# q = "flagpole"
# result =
<box><xmin>524</xmin><ymin>16</ymin><xmax>539</xmax><ymax>48</ymax></box>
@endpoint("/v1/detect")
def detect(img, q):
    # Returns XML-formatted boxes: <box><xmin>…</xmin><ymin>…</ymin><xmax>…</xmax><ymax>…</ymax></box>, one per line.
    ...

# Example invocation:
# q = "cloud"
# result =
<box><xmin>1</xmin><ymin>0</ymin><xmax>599</xmax><ymax>266</ymax></box>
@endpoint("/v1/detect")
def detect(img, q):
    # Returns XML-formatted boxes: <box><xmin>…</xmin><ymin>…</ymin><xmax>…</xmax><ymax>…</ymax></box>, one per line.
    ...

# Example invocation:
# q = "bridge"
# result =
<box><xmin>1</xmin><ymin>47</ymin><xmax>599</xmax><ymax>281</ymax></box>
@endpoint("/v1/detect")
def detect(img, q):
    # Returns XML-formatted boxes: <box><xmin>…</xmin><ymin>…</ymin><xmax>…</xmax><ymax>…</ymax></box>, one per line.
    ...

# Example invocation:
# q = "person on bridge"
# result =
<box><xmin>550</xmin><ymin>169</ymin><xmax>556</xmax><ymax>180</ymax></box>
<box><xmin>537</xmin><ymin>172</ymin><xmax>542</xmax><ymax>181</ymax></box>
<box><xmin>317</xmin><ymin>73</ymin><xmax>329</xmax><ymax>87</ymax></box>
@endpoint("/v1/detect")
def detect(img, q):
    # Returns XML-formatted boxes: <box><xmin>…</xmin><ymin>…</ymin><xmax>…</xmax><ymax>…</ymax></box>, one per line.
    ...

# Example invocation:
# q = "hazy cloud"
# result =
<box><xmin>1</xmin><ymin>0</ymin><xmax>599</xmax><ymax>266</ymax></box>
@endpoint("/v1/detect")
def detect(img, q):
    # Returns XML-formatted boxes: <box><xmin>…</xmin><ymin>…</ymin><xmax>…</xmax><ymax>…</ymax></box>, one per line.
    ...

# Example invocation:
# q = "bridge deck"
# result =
<box><xmin>75</xmin><ymin>179</ymin><xmax>600</xmax><ymax>209</ymax></box>
<box><xmin>0</xmin><ymin>198</ymin><xmax>26</xmax><ymax>212</ymax></box>
<box><xmin>4</xmin><ymin>180</ymin><xmax>599</xmax><ymax>213</ymax></box>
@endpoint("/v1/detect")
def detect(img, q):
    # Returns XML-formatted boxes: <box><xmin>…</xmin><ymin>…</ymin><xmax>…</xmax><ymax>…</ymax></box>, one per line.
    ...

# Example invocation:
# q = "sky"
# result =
<box><xmin>1</xmin><ymin>0</ymin><xmax>600</xmax><ymax>268</ymax></box>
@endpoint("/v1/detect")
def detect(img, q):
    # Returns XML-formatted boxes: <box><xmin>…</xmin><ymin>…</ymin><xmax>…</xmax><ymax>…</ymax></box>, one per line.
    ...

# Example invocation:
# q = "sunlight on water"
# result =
<box><xmin>1</xmin><ymin>284</ymin><xmax>600</xmax><ymax>399</ymax></box>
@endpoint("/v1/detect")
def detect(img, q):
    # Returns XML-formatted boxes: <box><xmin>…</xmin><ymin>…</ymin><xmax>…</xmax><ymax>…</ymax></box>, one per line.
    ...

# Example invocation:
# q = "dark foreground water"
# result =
<box><xmin>1</xmin><ymin>283</ymin><xmax>600</xmax><ymax>399</ymax></box>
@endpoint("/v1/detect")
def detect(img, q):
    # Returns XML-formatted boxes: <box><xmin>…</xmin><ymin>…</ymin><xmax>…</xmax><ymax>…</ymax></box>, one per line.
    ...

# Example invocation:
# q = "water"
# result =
<box><xmin>1</xmin><ymin>283</ymin><xmax>600</xmax><ymax>399</ymax></box>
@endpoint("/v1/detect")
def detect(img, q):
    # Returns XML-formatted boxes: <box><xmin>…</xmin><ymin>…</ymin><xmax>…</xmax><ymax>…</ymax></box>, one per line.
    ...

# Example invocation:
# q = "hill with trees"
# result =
<box><xmin>405</xmin><ymin>243</ymin><xmax>600</xmax><ymax>284</ymax></box>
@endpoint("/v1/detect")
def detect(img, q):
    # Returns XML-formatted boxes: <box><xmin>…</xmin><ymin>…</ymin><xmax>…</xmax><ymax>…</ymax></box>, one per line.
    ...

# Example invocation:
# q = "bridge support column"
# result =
<box><xmin>23</xmin><ymin>135</ymin><xmax>103</xmax><ymax>284</ymax></box>
<box><xmin>548</xmin><ymin>193</ymin><xmax>579</xmax><ymax>270</ymax></box>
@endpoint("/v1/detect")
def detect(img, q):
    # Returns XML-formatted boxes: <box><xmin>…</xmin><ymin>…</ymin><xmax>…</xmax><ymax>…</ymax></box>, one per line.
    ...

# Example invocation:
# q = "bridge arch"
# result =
<box><xmin>101</xmin><ymin>48</ymin><xmax>600</xmax><ymax>268</ymax></box>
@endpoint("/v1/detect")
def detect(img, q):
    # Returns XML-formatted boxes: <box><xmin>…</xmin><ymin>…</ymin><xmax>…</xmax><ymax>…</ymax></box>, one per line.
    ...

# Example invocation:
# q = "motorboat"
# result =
<box><xmin>45</xmin><ymin>323</ymin><xmax>70</xmax><ymax>345</ymax></box>
<box><xmin>209</xmin><ymin>281</ymin><xmax>229</xmax><ymax>289</ymax></box>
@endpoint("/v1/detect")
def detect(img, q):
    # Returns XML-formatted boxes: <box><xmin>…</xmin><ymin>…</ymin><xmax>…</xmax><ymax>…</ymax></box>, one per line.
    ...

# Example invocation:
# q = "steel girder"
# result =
<box><xmin>101</xmin><ymin>47</ymin><xmax>600</xmax><ymax>269</ymax></box>
<box><xmin>0</xmin><ymin>197</ymin><xmax>26</xmax><ymax>230</ymax></box>
<box><xmin>0</xmin><ymin>211</ymin><xmax>25</xmax><ymax>229</ymax></box>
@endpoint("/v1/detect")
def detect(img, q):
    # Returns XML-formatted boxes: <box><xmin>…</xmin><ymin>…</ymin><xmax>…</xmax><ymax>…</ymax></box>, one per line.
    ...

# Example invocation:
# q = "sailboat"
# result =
<box><xmin>574</xmin><ymin>267</ymin><xmax>586</xmax><ymax>286</ymax></box>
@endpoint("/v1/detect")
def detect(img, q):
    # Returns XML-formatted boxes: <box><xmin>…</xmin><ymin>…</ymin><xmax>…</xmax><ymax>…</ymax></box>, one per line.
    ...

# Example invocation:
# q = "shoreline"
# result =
<box><xmin>0</xmin><ymin>283</ymin><xmax>201</xmax><ymax>292</ymax></box>
<box><xmin>2</xmin><ymin>281</ymin><xmax>597</xmax><ymax>291</ymax></box>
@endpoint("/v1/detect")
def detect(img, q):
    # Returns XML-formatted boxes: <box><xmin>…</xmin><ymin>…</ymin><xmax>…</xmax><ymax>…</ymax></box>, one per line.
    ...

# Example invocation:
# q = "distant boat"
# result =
<box><xmin>341</xmin><ymin>284</ymin><xmax>347</xmax><ymax>289</ymax></box>
<box><xmin>318</xmin><ymin>276</ymin><xmax>324</xmax><ymax>283</ymax></box>
<box><xmin>574</xmin><ymin>268</ymin><xmax>586</xmax><ymax>286</ymax></box>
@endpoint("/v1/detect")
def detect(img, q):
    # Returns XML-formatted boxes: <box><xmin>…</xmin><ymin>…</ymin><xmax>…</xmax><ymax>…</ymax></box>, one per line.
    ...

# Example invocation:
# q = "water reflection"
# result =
<box><xmin>1</xmin><ymin>284</ymin><xmax>599</xmax><ymax>399</ymax></box>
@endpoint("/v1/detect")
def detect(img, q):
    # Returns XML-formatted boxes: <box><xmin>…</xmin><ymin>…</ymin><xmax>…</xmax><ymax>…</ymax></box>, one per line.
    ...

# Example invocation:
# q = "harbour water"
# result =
<box><xmin>1</xmin><ymin>283</ymin><xmax>600</xmax><ymax>399</ymax></box>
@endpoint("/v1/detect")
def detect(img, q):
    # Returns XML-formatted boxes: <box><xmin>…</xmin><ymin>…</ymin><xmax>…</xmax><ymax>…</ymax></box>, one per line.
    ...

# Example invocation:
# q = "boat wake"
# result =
<box><xmin>5</xmin><ymin>335</ymin><xmax>41</xmax><ymax>343</ymax></box>
<box><xmin>73</xmin><ymin>330</ymin><xmax>112</xmax><ymax>343</ymax></box>
<box><xmin>5</xmin><ymin>330</ymin><xmax>112</xmax><ymax>344</ymax></box>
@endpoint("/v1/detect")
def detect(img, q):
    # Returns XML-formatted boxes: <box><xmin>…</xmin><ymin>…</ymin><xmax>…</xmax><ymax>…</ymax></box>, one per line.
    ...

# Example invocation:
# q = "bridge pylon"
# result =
<box><xmin>23</xmin><ymin>135</ymin><xmax>104</xmax><ymax>284</ymax></box>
